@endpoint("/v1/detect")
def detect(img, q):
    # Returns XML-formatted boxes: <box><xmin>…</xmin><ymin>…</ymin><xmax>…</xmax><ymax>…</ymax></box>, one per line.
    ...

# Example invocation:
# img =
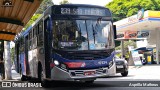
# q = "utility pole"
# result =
<box><xmin>4</xmin><ymin>41</ymin><xmax>12</xmax><ymax>80</ymax></box>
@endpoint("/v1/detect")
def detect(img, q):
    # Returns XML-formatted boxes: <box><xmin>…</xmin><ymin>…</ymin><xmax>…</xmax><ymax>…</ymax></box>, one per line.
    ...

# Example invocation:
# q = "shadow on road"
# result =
<box><xmin>27</xmin><ymin>79</ymin><xmax>117</xmax><ymax>89</ymax></box>
<box><xmin>107</xmin><ymin>75</ymin><xmax>135</xmax><ymax>78</ymax></box>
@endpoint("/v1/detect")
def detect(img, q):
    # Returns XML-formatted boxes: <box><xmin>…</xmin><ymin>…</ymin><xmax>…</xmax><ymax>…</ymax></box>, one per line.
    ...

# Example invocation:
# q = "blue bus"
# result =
<box><xmin>15</xmin><ymin>4</ymin><xmax>117</xmax><ymax>84</ymax></box>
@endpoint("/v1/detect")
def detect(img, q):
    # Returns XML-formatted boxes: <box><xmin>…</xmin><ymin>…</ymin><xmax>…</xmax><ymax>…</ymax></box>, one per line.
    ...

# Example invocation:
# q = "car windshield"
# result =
<box><xmin>52</xmin><ymin>19</ymin><xmax>114</xmax><ymax>50</ymax></box>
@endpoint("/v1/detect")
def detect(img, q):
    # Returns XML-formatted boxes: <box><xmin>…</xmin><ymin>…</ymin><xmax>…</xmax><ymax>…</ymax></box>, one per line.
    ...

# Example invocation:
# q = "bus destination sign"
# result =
<box><xmin>60</xmin><ymin>7</ymin><xmax>108</xmax><ymax>16</ymax></box>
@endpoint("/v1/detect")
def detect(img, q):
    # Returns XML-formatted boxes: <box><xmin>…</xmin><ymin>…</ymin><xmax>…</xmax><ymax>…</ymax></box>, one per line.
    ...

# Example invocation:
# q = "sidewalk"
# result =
<box><xmin>125</xmin><ymin>65</ymin><xmax>160</xmax><ymax>79</ymax></box>
<box><xmin>0</xmin><ymin>70</ymin><xmax>20</xmax><ymax>81</ymax></box>
<box><xmin>129</xmin><ymin>64</ymin><xmax>160</xmax><ymax>69</ymax></box>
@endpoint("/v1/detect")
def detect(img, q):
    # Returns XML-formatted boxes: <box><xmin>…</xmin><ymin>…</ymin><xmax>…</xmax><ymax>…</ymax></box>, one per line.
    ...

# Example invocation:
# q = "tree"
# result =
<box><xmin>115</xmin><ymin>40</ymin><xmax>136</xmax><ymax>58</ymax></box>
<box><xmin>24</xmin><ymin>0</ymin><xmax>54</xmax><ymax>30</ymax></box>
<box><xmin>23</xmin><ymin>0</ymin><xmax>53</xmax><ymax>30</ymax></box>
<box><xmin>4</xmin><ymin>41</ymin><xmax>12</xmax><ymax>80</ymax></box>
<box><xmin>36</xmin><ymin>0</ymin><xmax>54</xmax><ymax>14</ymax></box>
<box><xmin>60</xmin><ymin>0</ymin><xmax>70</xmax><ymax>4</ymax></box>
<box><xmin>23</xmin><ymin>14</ymin><xmax>42</xmax><ymax>30</ymax></box>
<box><xmin>11</xmin><ymin>47</ymin><xmax>15</xmax><ymax>64</ymax></box>
<box><xmin>115</xmin><ymin>40</ymin><xmax>136</xmax><ymax>50</ymax></box>
<box><xmin>106</xmin><ymin>0</ymin><xmax>160</xmax><ymax>21</ymax></box>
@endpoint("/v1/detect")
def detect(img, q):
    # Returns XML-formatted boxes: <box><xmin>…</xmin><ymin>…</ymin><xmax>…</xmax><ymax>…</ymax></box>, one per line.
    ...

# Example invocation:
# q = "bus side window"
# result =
<box><xmin>25</xmin><ymin>35</ymin><xmax>29</xmax><ymax>50</ymax></box>
<box><xmin>29</xmin><ymin>31</ymin><xmax>32</xmax><ymax>50</ymax></box>
<box><xmin>37</xmin><ymin>21</ymin><xmax>43</xmax><ymax>46</ymax></box>
<box><xmin>20</xmin><ymin>37</ymin><xmax>24</xmax><ymax>52</ymax></box>
<box><xmin>33</xmin><ymin>26</ymin><xmax>37</xmax><ymax>49</ymax></box>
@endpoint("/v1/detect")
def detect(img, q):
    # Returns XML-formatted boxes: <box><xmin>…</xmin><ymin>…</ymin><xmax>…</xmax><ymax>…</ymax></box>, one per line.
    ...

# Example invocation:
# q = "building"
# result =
<box><xmin>114</xmin><ymin>10</ymin><xmax>160</xmax><ymax>65</ymax></box>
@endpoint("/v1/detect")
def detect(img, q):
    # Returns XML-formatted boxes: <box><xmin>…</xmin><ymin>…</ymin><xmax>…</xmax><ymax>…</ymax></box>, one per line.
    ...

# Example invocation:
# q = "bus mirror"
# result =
<box><xmin>113</xmin><ymin>25</ymin><xmax>117</xmax><ymax>39</ymax></box>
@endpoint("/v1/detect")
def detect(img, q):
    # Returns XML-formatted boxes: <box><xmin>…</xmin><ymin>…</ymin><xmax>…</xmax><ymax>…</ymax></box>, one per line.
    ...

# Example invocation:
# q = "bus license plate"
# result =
<box><xmin>84</xmin><ymin>71</ymin><xmax>95</xmax><ymax>76</ymax></box>
<box><xmin>117</xmin><ymin>65</ymin><xmax>123</xmax><ymax>68</ymax></box>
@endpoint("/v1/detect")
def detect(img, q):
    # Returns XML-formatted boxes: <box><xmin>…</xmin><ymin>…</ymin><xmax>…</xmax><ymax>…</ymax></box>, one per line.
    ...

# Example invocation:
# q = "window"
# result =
<box><xmin>37</xmin><ymin>21</ymin><xmax>43</xmax><ymax>46</ymax></box>
<box><xmin>29</xmin><ymin>31</ymin><xmax>32</xmax><ymax>40</ymax></box>
<box><xmin>29</xmin><ymin>31</ymin><xmax>32</xmax><ymax>50</ymax></box>
<box><xmin>52</xmin><ymin>20</ymin><xmax>114</xmax><ymax>50</ymax></box>
<box><xmin>33</xmin><ymin>27</ymin><xmax>37</xmax><ymax>38</ymax></box>
<box><xmin>39</xmin><ymin>21</ymin><xmax>43</xmax><ymax>34</ymax></box>
<box><xmin>25</xmin><ymin>35</ymin><xmax>29</xmax><ymax>50</ymax></box>
<box><xmin>37</xmin><ymin>24</ymin><xmax>39</xmax><ymax>34</ymax></box>
<box><xmin>20</xmin><ymin>38</ymin><xmax>24</xmax><ymax>52</ymax></box>
<box><xmin>32</xmin><ymin>26</ymin><xmax>37</xmax><ymax>49</ymax></box>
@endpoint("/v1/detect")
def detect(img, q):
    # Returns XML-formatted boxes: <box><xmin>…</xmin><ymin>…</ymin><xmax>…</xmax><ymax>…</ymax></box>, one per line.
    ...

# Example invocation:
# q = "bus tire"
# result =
<box><xmin>21</xmin><ymin>75</ymin><xmax>26</xmax><ymax>81</ymax></box>
<box><xmin>38</xmin><ymin>63</ymin><xmax>42</xmax><ymax>81</ymax></box>
<box><xmin>38</xmin><ymin>63</ymin><xmax>47</xmax><ymax>87</ymax></box>
<box><xmin>20</xmin><ymin>65</ymin><xmax>27</xmax><ymax>81</ymax></box>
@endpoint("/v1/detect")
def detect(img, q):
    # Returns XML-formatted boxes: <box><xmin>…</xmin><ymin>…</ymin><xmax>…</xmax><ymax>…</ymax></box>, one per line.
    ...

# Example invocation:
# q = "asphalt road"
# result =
<box><xmin>0</xmin><ymin>80</ymin><xmax>160</xmax><ymax>90</ymax></box>
<box><xmin>1</xmin><ymin>65</ymin><xmax>160</xmax><ymax>90</ymax></box>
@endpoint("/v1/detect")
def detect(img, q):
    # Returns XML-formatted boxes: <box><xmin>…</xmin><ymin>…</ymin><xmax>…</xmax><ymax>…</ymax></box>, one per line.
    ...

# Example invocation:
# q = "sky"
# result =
<box><xmin>52</xmin><ymin>0</ymin><xmax>113</xmax><ymax>6</ymax></box>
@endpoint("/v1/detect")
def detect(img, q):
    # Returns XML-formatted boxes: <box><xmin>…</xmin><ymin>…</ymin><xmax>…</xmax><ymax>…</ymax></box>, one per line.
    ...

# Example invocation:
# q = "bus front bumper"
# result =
<box><xmin>50</xmin><ymin>66</ymin><xmax>109</xmax><ymax>81</ymax></box>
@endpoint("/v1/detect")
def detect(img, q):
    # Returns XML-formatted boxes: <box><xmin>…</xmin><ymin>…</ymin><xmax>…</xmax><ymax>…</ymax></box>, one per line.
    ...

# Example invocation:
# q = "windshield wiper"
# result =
<box><xmin>78</xmin><ymin>24</ymin><xmax>82</xmax><ymax>40</ymax></box>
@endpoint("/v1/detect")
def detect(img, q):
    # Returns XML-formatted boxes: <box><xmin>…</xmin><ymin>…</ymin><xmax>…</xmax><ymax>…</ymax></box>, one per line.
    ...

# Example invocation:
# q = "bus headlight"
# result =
<box><xmin>60</xmin><ymin>64</ymin><xmax>67</xmax><ymax>71</ymax></box>
<box><xmin>53</xmin><ymin>60</ymin><xmax>68</xmax><ymax>71</ymax></box>
<box><xmin>54</xmin><ymin>60</ymin><xmax>59</xmax><ymax>66</ymax></box>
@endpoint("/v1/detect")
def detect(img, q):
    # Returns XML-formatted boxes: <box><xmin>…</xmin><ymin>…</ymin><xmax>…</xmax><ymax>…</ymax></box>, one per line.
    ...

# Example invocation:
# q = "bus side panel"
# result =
<box><xmin>37</xmin><ymin>46</ymin><xmax>45</xmax><ymax>78</ymax></box>
<box><xmin>28</xmin><ymin>50</ymin><xmax>33</xmax><ymax>77</ymax></box>
<box><xmin>20</xmin><ymin>52</ymin><xmax>26</xmax><ymax>75</ymax></box>
<box><xmin>32</xmin><ymin>49</ymin><xmax>38</xmax><ymax>78</ymax></box>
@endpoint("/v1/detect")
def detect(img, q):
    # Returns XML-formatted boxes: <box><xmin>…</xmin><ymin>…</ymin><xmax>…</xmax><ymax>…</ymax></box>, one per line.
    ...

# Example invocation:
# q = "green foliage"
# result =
<box><xmin>36</xmin><ymin>0</ymin><xmax>54</xmax><ymax>14</ymax></box>
<box><xmin>106</xmin><ymin>0</ymin><xmax>160</xmax><ymax>21</ymax></box>
<box><xmin>115</xmin><ymin>40</ymin><xmax>136</xmax><ymax>58</ymax></box>
<box><xmin>115</xmin><ymin>40</ymin><xmax>121</xmax><ymax>47</ymax></box>
<box><xmin>24</xmin><ymin>14</ymin><xmax>42</xmax><ymax>30</ymax></box>
<box><xmin>24</xmin><ymin>0</ymin><xmax>54</xmax><ymax>30</ymax></box>
<box><xmin>11</xmin><ymin>47</ymin><xmax>15</xmax><ymax>64</ymax></box>
<box><xmin>60</xmin><ymin>0</ymin><xmax>70</xmax><ymax>4</ymax></box>
<box><xmin>115</xmin><ymin>40</ymin><xmax>136</xmax><ymax>50</ymax></box>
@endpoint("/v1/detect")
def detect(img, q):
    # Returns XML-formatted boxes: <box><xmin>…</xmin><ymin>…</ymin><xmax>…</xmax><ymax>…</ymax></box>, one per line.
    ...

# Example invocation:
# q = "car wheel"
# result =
<box><xmin>121</xmin><ymin>71</ymin><xmax>128</xmax><ymax>76</ymax></box>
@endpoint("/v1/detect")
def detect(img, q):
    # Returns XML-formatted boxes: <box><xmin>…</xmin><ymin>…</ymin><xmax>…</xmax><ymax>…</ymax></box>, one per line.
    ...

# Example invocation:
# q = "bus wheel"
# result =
<box><xmin>38</xmin><ymin>64</ymin><xmax>44</xmax><ymax>81</ymax></box>
<box><xmin>20</xmin><ymin>66</ymin><xmax>27</xmax><ymax>81</ymax></box>
<box><xmin>21</xmin><ymin>75</ymin><xmax>27</xmax><ymax>81</ymax></box>
<box><xmin>38</xmin><ymin>65</ymin><xmax>47</xmax><ymax>87</ymax></box>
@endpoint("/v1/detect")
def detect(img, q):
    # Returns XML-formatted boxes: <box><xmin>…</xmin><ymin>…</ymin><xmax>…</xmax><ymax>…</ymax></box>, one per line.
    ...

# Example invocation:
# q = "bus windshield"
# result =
<box><xmin>52</xmin><ymin>19</ymin><xmax>114</xmax><ymax>50</ymax></box>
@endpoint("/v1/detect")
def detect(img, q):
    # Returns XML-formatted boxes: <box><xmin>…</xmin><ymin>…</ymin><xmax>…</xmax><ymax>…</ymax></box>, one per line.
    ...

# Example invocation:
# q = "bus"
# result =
<box><xmin>15</xmin><ymin>4</ymin><xmax>117</xmax><ymax>84</ymax></box>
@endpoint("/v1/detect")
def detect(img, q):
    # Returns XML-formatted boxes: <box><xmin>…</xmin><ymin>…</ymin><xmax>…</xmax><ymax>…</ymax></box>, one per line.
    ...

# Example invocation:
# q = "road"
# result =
<box><xmin>0</xmin><ymin>80</ymin><xmax>160</xmax><ymax>90</ymax></box>
<box><xmin>0</xmin><ymin>65</ymin><xmax>160</xmax><ymax>90</ymax></box>
<box><xmin>110</xmin><ymin>65</ymin><xmax>160</xmax><ymax>80</ymax></box>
